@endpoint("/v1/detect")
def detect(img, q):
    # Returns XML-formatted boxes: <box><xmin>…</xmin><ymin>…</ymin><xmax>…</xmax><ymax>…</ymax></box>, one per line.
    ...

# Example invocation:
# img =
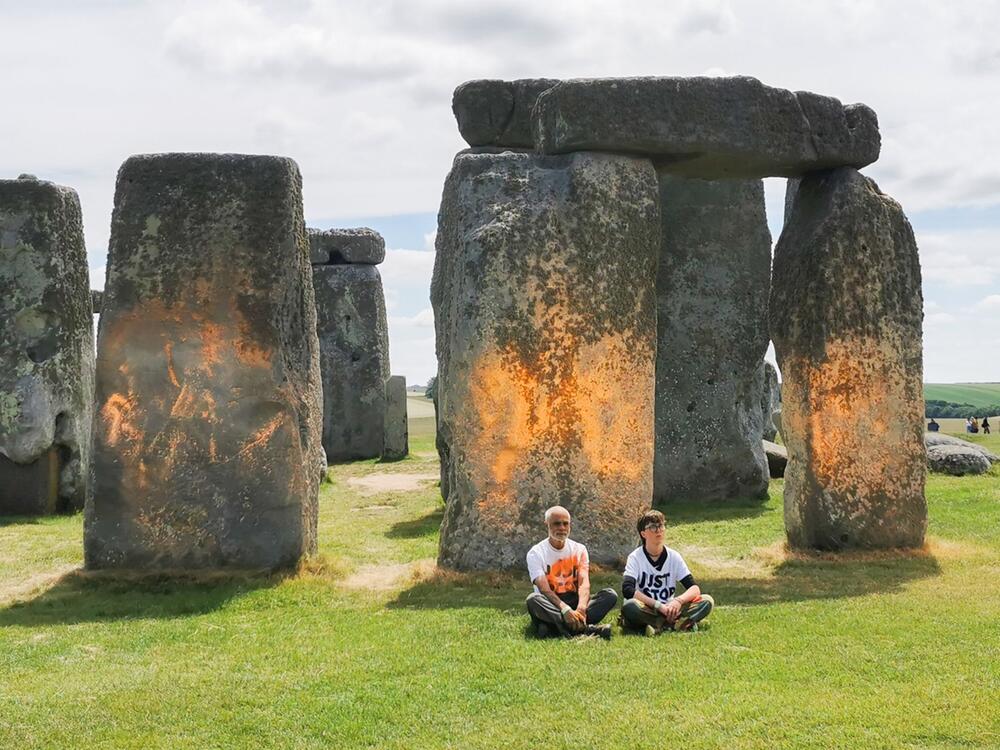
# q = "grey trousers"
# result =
<box><xmin>525</xmin><ymin>588</ymin><xmax>618</xmax><ymax>636</ymax></box>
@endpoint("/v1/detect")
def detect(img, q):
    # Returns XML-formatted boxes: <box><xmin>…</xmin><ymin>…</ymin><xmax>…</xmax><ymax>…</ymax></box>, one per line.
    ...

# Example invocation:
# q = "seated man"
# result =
<box><xmin>525</xmin><ymin>505</ymin><xmax>617</xmax><ymax>640</ymax></box>
<box><xmin>620</xmin><ymin>510</ymin><xmax>714</xmax><ymax>635</ymax></box>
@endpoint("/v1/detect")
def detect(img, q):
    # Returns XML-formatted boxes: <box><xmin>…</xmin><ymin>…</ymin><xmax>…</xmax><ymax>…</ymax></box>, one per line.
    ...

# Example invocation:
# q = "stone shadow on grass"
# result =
<box><xmin>386</xmin><ymin>552</ymin><xmax>941</xmax><ymax>612</ymax></box>
<box><xmin>656</xmin><ymin>497</ymin><xmax>772</xmax><ymax>524</ymax></box>
<box><xmin>698</xmin><ymin>550</ymin><xmax>942</xmax><ymax>606</ymax></box>
<box><xmin>0</xmin><ymin>569</ymin><xmax>287</xmax><ymax>627</ymax></box>
<box><xmin>386</xmin><ymin>507</ymin><xmax>444</xmax><ymax>539</ymax></box>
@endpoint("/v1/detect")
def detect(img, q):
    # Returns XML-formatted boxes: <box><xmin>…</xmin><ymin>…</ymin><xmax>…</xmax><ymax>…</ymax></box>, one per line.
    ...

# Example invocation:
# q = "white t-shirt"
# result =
<box><xmin>526</xmin><ymin>538</ymin><xmax>589</xmax><ymax>595</ymax></box>
<box><xmin>623</xmin><ymin>545</ymin><xmax>692</xmax><ymax>603</ymax></box>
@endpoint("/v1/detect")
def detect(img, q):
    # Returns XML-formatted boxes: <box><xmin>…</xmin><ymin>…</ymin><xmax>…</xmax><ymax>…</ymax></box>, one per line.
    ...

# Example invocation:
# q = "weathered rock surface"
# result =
<box><xmin>0</xmin><ymin>176</ymin><xmax>94</xmax><ymax>514</ymax></box>
<box><xmin>926</xmin><ymin>444</ymin><xmax>991</xmax><ymax>476</ymax></box>
<box><xmin>86</xmin><ymin>153</ymin><xmax>323</xmax><ymax>570</ymax></box>
<box><xmin>312</xmin><ymin>264</ymin><xmax>389</xmax><ymax>462</ymax></box>
<box><xmin>924</xmin><ymin>432</ymin><xmax>998</xmax><ymax>463</ymax></box>
<box><xmin>771</xmin><ymin>167</ymin><xmax>926</xmax><ymax>550</ymax></box>
<box><xmin>382</xmin><ymin>375</ymin><xmax>408</xmax><ymax>461</ymax></box>
<box><xmin>654</xmin><ymin>175</ymin><xmax>771</xmax><ymax>503</ymax></box>
<box><xmin>308</xmin><ymin>227</ymin><xmax>385</xmax><ymax>265</ymax></box>
<box><xmin>453</xmin><ymin>78</ymin><xmax>559</xmax><ymax>148</ymax></box>
<box><xmin>760</xmin><ymin>361</ymin><xmax>781</xmax><ymax>441</ymax></box>
<box><xmin>433</xmin><ymin>150</ymin><xmax>659</xmax><ymax>570</ymax></box>
<box><xmin>763</xmin><ymin>440</ymin><xmax>787</xmax><ymax>478</ymax></box>
<box><xmin>533</xmin><ymin>77</ymin><xmax>880</xmax><ymax>179</ymax></box>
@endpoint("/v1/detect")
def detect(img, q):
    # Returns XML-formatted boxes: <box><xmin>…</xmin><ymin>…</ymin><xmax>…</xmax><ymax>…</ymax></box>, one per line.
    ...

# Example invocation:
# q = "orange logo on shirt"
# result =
<box><xmin>547</xmin><ymin>556</ymin><xmax>581</xmax><ymax>594</ymax></box>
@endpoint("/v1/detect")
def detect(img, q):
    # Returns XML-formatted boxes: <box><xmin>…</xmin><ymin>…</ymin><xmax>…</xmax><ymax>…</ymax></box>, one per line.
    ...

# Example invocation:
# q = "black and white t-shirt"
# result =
<box><xmin>622</xmin><ymin>546</ymin><xmax>695</xmax><ymax>603</ymax></box>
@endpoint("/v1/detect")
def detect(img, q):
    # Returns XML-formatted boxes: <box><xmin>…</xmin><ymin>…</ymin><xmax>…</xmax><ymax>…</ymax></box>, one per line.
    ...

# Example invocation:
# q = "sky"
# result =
<box><xmin>2</xmin><ymin>0</ymin><xmax>998</xmax><ymax>386</ymax></box>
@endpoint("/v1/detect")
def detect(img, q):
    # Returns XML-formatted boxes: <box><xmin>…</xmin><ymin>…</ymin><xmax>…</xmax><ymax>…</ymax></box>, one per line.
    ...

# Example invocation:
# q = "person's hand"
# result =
<box><xmin>563</xmin><ymin>607</ymin><xmax>586</xmax><ymax>631</ymax></box>
<box><xmin>659</xmin><ymin>599</ymin><xmax>682</xmax><ymax>624</ymax></box>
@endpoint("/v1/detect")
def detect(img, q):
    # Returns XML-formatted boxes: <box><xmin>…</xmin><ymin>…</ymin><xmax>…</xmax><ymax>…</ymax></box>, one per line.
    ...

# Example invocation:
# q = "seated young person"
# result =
<box><xmin>620</xmin><ymin>510</ymin><xmax>714</xmax><ymax>635</ymax></box>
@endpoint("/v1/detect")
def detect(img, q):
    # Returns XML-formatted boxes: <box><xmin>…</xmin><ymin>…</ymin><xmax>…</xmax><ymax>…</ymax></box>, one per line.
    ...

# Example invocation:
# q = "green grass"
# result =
<box><xmin>925</xmin><ymin>382</ymin><xmax>1000</xmax><ymax>409</ymax></box>
<box><xmin>2</xmin><ymin>454</ymin><xmax>999</xmax><ymax>748</ymax></box>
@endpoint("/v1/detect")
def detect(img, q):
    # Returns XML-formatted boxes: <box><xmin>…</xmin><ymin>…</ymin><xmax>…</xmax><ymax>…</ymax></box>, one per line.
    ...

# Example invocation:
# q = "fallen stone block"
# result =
<box><xmin>0</xmin><ymin>175</ymin><xmax>94</xmax><ymax>514</ymax></box>
<box><xmin>927</xmin><ymin>444</ymin><xmax>991</xmax><ymax>476</ymax></box>
<box><xmin>533</xmin><ymin>76</ymin><xmax>880</xmax><ymax>178</ymax></box>
<box><xmin>763</xmin><ymin>440</ymin><xmax>787</xmax><ymax>478</ymax></box>
<box><xmin>433</xmin><ymin>149</ymin><xmax>659</xmax><ymax>570</ymax></box>
<box><xmin>86</xmin><ymin>153</ymin><xmax>323</xmax><ymax>571</ymax></box>
<box><xmin>654</xmin><ymin>175</ymin><xmax>771</xmax><ymax>503</ymax></box>
<box><xmin>924</xmin><ymin>432</ymin><xmax>997</xmax><ymax>463</ymax></box>
<box><xmin>771</xmin><ymin>167</ymin><xmax>926</xmax><ymax>550</ymax></box>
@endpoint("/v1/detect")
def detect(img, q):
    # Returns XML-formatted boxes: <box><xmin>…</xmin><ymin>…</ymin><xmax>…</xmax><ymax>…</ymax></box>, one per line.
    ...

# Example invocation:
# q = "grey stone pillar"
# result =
<box><xmin>0</xmin><ymin>175</ymin><xmax>94</xmax><ymax>515</ymax></box>
<box><xmin>653</xmin><ymin>175</ymin><xmax>771</xmax><ymax>504</ymax></box>
<box><xmin>382</xmin><ymin>375</ymin><xmax>408</xmax><ymax>461</ymax></box>
<box><xmin>309</xmin><ymin>232</ymin><xmax>390</xmax><ymax>463</ymax></box>
<box><xmin>86</xmin><ymin>153</ymin><xmax>323</xmax><ymax>570</ymax></box>
<box><xmin>771</xmin><ymin>167</ymin><xmax>926</xmax><ymax>550</ymax></box>
<box><xmin>760</xmin><ymin>361</ymin><xmax>781</xmax><ymax>442</ymax></box>
<box><xmin>433</xmin><ymin>149</ymin><xmax>660</xmax><ymax>570</ymax></box>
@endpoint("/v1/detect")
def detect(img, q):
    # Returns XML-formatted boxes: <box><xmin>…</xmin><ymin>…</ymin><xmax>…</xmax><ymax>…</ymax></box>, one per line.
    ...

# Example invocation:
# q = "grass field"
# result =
<box><xmin>925</xmin><ymin>383</ymin><xmax>1000</xmax><ymax>409</ymax></box>
<box><xmin>1</xmin><ymin>428</ymin><xmax>999</xmax><ymax>749</ymax></box>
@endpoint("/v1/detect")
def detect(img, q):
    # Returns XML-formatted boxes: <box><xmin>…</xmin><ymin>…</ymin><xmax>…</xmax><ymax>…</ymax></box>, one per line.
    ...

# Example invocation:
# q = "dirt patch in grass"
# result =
<box><xmin>0</xmin><ymin>564</ymin><xmax>77</xmax><ymax>605</ymax></box>
<box><xmin>347</xmin><ymin>472</ymin><xmax>439</xmax><ymax>495</ymax></box>
<box><xmin>341</xmin><ymin>558</ymin><xmax>437</xmax><ymax>591</ymax></box>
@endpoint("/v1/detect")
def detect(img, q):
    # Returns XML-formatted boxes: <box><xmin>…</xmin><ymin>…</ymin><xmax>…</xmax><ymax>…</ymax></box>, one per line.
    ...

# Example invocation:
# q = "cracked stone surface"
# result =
<box><xmin>86</xmin><ymin>153</ymin><xmax>322</xmax><ymax>570</ymax></box>
<box><xmin>0</xmin><ymin>175</ymin><xmax>94</xmax><ymax>515</ymax></box>
<box><xmin>771</xmin><ymin>167</ymin><xmax>926</xmax><ymax>550</ymax></box>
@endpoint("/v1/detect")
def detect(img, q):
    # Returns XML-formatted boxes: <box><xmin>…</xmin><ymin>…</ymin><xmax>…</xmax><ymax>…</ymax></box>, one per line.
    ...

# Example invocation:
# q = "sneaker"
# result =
<box><xmin>644</xmin><ymin>624</ymin><xmax>657</xmax><ymax>637</ymax></box>
<box><xmin>586</xmin><ymin>624</ymin><xmax>612</xmax><ymax>641</ymax></box>
<box><xmin>536</xmin><ymin>623</ymin><xmax>553</xmax><ymax>639</ymax></box>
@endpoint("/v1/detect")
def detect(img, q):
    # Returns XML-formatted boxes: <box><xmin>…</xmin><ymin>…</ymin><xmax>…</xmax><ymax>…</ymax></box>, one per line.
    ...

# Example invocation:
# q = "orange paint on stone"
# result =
<box><xmin>465</xmin><ymin>329</ymin><xmax>653</xmax><ymax>527</ymax></box>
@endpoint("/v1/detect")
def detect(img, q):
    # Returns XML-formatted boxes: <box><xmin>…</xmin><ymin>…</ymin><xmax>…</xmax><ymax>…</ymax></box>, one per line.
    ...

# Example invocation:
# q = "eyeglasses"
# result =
<box><xmin>643</xmin><ymin>523</ymin><xmax>664</xmax><ymax>531</ymax></box>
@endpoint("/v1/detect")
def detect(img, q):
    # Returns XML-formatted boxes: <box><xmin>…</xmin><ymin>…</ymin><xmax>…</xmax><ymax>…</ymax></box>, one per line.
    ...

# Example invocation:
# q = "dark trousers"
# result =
<box><xmin>525</xmin><ymin>588</ymin><xmax>618</xmax><ymax>636</ymax></box>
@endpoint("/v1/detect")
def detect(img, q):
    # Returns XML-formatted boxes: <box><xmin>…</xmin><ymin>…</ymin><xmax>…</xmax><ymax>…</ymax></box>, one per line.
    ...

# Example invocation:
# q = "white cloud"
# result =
<box><xmin>389</xmin><ymin>308</ymin><xmax>434</xmax><ymax>327</ymax></box>
<box><xmin>917</xmin><ymin>228</ymin><xmax>1000</xmax><ymax>287</ymax></box>
<box><xmin>975</xmin><ymin>294</ymin><xmax>1000</xmax><ymax>310</ymax></box>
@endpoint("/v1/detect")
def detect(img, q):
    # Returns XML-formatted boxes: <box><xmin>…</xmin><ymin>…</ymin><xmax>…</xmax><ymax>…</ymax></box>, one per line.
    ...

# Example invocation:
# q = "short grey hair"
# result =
<box><xmin>544</xmin><ymin>505</ymin><xmax>570</xmax><ymax>524</ymax></box>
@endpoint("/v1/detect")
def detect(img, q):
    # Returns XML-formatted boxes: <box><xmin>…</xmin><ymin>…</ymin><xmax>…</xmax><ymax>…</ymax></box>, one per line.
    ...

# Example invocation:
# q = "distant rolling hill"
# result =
<box><xmin>925</xmin><ymin>383</ymin><xmax>1000</xmax><ymax>410</ymax></box>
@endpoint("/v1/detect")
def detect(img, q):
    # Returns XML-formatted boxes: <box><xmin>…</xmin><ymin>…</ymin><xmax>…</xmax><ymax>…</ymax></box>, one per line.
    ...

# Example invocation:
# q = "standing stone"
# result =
<box><xmin>382</xmin><ymin>375</ymin><xmax>408</xmax><ymax>461</ymax></box>
<box><xmin>0</xmin><ymin>176</ymin><xmax>94</xmax><ymax>514</ymax></box>
<box><xmin>86</xmin><ymin>153</ymin><xmax>323</xmax><ymax>570</ymax></box>
<box><xmin>91</xmin><ymin>289</ymin><xmax>104</xmax><ymax>314</ymax></box>
<box><xmin>532</xmin><ymin>77</ymin><xmax>880</xmax><ymax>178</ymax></box>
<box><xmin>771</xmin><ymin>167</ymin><xmax>926</xmax><ymax>550</ymax></box>
<box><xmin>433</xmin><ymin>150</ymin><xmax>659</xmax><ymax>570</ymax></box>
<box><xmin>654</xmin><ymin>175</ymin><xmax>771</xmax><ymax>504</ymax></box>
<box><xmin>760</xmin><ymin>360</ymin><xmax>781</xmax><ymax>442</ymax></box>
<box><xmin>312</xmin><ymin>262</ymin><xmax>389</xmax><ymax>462</ymax></box>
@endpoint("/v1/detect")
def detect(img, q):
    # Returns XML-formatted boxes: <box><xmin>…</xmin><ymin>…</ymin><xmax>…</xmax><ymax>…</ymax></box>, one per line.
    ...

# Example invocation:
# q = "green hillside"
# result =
<box><xmin>925</xmin><ymin>383</ymin><xmax>1000</xmax><ymax>409</ymax></box>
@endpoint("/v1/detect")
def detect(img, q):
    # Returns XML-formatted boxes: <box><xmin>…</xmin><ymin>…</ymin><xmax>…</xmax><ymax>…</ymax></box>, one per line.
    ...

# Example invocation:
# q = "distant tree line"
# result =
<box><xmin>925</xmin><ymin>399</ymin><xmax>1000</xmax><ymax>418</ymax></box>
